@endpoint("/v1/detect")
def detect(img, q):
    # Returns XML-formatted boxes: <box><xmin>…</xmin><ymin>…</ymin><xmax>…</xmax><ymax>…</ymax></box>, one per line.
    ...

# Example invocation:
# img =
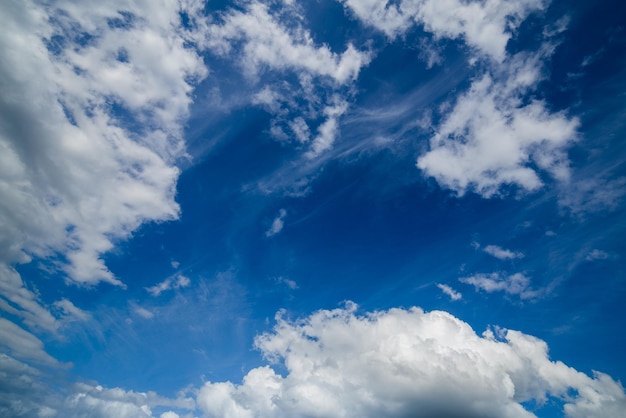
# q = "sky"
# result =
<box><xmin>1</xmin><ymin>0</ymin><xmax>625</xmax><ymax>417</ymax></box>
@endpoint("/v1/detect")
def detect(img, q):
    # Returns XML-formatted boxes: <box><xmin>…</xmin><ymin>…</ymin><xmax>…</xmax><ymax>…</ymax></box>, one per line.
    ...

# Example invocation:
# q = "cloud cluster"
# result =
<box><xmin>201</xmin><ymin>1</ymin><xmax>371</xmax><ymax>162</ymax></box>
<box><xmin>198</xmin><ymin>303</ymin><xmax>626</xmax><ymax>417</ymax></box>
<box><xmin>337</xmin><ymin>0</ymin><xmax>580</xmax><ymax>197</ymax></box>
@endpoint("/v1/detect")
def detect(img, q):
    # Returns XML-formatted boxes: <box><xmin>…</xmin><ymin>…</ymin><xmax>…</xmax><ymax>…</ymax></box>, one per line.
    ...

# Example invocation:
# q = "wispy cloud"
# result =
<box><xmin>146</xmin><ymin>274</ymin><xmax>191</xmax><ymax>297</ymax></box>
<box><xmin>483</xmin><ymin>245</ymin><xmax>524</xmax><ymax>260</ymax></box>
<box><xmin>436</xmin><ymin>283</ymin><xmax>462</xmax><ymax>301</ymax></box>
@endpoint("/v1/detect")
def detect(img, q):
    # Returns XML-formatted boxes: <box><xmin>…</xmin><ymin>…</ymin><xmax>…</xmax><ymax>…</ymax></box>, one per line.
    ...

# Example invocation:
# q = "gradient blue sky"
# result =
<box><xmin>1</xmin><ymin>0</ymin><xmax>625</xmax><ymax>417</ymax></box>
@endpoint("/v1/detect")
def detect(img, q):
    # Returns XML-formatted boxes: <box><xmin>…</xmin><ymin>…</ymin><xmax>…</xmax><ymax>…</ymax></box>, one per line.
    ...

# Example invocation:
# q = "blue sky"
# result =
<box><xmin>1</xmin><ymin>0</ymin><xmax>625</xmax><ymax>417</ymax></box>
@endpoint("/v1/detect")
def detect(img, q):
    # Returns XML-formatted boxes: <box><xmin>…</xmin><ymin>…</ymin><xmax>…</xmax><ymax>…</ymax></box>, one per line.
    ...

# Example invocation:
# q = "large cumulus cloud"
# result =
<box><xmin>198</xmin><ymin>303</ymin><xmax>626</xmax><ymax>418</ymax></box>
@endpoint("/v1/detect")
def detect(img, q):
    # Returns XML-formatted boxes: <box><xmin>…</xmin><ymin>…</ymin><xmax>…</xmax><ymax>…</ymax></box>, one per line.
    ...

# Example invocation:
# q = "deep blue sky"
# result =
<box><xmin>1</xmin><ymin>0</ymin><xmax>625</xmax><ymax>417</ymax></box>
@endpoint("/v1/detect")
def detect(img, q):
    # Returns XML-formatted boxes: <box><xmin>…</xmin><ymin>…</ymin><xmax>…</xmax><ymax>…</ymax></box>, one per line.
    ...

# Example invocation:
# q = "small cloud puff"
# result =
<box><xmin>266</xmin><ymin>209</ymin><xmax>287</xmax><ymax>237</ymax></box>
<box><xmin>483</xmin><ymin>245</ymin><xmax>525</xmax><ymax>260</ymax></box>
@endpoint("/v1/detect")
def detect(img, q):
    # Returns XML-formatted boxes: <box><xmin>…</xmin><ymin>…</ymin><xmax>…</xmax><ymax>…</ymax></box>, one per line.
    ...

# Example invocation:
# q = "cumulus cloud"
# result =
<box><xmin>198</xmin><ymin>303</ymin><xmax>626</xmax><ymax>417</ymax></box>
<box><xmin>146</xmin><ymin>274</ymin><xmax>192</xmax><ymax>297</ymax></box>
<box><xmin>436</xmin><ymin>283</ymin><xmax>462</xmax><ymax>300</ymax></box>
<box><xmin>266</xmin><ymin>209</ymin><xmax>288</xmax><ymax>237</ymax></box>
<box><xmin>340</xmin><ymin>0</ymin><xmax>546</xmax><ymax>61</ymax></box>
<box><xmin>460</xmin><ymin>272</ymin><xmax>541</xmax><ymax>300</ymax></box>
<box><xmin>417</xmin><ymin>53</ymin><xmax>579</xmax><ymax>197</ymax></box>
<box><xmin>484</xmin><ymin>245</ymin><xmax>525</xmax><ymax>260</ymax></box>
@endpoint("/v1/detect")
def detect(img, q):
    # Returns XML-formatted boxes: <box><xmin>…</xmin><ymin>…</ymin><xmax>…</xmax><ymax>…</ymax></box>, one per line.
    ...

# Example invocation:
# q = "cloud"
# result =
<box><xmin>266</xmin><ymin>209</ymin><xmax>288</xmax><ymax>237</ymax></box>
<box><xmin>460</xmin><ymin>272</ymin><xmax>541</xmax><ymax>300</ymax></box>
<box><xmin>484</xmin><ymin>245</ymin><xmax>525</xmax><ymax>260</ymax></box>
<box><xmin>205</xmin><ymin>2</ymin><xmax>370</xmax><ymax>84</ymax></box>
<box><xmin>146</xmin><ymin>274</ymin><xmax>192</xmax><ymax>297</ymax></box>
<box><xmin>340</xmin><ymin>0</ymin><xmax>546</xmax><ymax>61</ymax></box>
<box><xmin>0</xmin><ymin>0</ymin><xmax>207</xmax><ymax>286</ymax></box>
<box><xmin>198</xmin><ymin>303</ymin><xmax>626</xmax><ymax>417</ymax></box>
<box><xmin>436</xmin><ymin>283</ymin><xmax>462</xmax><ymax>300</ymax></box>
<box><xmin>417</xmin><ymin>52</ymin><xmax>579</xmax><ymax>197</ymax></box>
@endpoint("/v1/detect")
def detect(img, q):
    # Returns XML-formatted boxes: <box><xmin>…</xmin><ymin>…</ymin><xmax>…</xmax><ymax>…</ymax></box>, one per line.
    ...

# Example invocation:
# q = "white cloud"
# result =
<box><xmin>0</xmin><ymin>0</ymin><xmax>207</xmax><ymax>286</ymax></box>
<box><xmin>340</xmin><ymin>0</ymin><xmax>546</xmax><ymax>61</ymax></box>
<box><xmin>436</xmin><ymin>283</ymin><xmax>462</xmax><ymax>300</ymax></box>
<box><xmin>198</xmin><ymin>303</ymin><xmax>626</xmax><ymax>417</ymax></box>
<box><xmin>266</xmin><ymin>209</ymin><xmax>288</xmax><ymax>237</ymax></box>
<box><xmin>460</xmin><ymin>272</ymin><xmax>541</xmax><ymax>300</ymax></box>
<box><xmin>205</xmin><ymin>1</ymin><xmax>370</xmax><ymax>84</ymax></box>
<box><xmin>417</xmin><ymin>52</ymin><xmax>579</xmax><ymax>197</ymax></box>
<box><xmin>484</xmin><ymin>245</ymin><xmax>525</xmax><ymax>260</ymax></box>
<box><xmin>146</xmin><ymin>274</ymin><xmax>192</xmax><ymax>297</ymax></box>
